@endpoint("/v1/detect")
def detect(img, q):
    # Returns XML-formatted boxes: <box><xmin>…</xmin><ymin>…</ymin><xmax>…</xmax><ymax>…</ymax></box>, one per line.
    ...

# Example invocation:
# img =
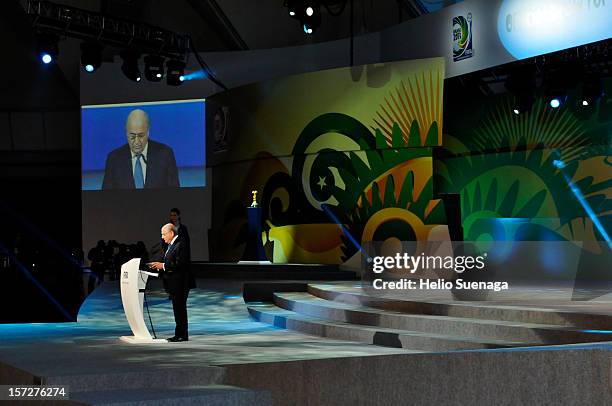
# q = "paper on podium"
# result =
<box><xmin>140</xmin><ymin>270</ymin><xmax>159</xmax><ymax>277</ymax></box>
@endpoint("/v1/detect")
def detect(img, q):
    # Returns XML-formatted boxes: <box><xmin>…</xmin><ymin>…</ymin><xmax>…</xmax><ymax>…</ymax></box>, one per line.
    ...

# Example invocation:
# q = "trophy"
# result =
<box><xmin>250</xmin><ymin>190</ymin><xmax>259</xmax><ymax>208</ymax></box>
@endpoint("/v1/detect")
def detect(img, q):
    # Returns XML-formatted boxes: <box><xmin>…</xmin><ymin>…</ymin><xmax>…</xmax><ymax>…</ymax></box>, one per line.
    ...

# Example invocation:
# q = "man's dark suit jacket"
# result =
<box><xmin>162</xmin><ymin>223</ymin><xmax>190</xmax><ymax>255</ymax></box>
<box><xmin>161</xmin><ymin>236</ymin><xmax>196</xmax><ymax>296</ymax></box>
<box><xmin>102</xmin><ymin>140</ymin><xmax>180</xmax><ymax>190</ymax></box>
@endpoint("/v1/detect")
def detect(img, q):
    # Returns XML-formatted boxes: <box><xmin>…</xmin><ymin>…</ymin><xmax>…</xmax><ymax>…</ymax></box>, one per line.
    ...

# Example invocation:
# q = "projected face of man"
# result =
<box><xmin>126</xmin><ymin>109</ymin><xmax>149</xmax><ymax>155</ymax></box>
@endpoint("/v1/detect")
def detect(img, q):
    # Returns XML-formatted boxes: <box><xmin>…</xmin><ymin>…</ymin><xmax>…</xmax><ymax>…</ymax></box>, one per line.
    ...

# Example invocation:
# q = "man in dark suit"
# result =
<box><xmin>148</xmin><ymin>223</ymin><xmax>195</xmax><ymax>342</ymax></box>
<box><xmin>102</xmin><ymin>109</ymin><xmax>180</xmax><ymax>190</ymax></box>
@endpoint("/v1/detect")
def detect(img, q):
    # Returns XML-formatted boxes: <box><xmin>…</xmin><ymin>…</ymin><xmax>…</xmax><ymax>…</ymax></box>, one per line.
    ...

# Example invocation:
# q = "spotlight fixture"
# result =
<box><xmin>166</xmin><ymin>59</ymin><xmax>185</xmax><ymax>86</ymax></box>
<box><xmin>580</xmin><ymin>75</ymin><xmax>603</xmax><ymax>107</ymax></box>
<box><xmin>285</xmin><ymin>0</ymin><xmax>302</xmax><ymax>18</ymax></box>
<box><xmin>120</xmin><ymin>49</ymin><xmax>141</xmax><ymax>82</ymax></box>
<box><xmin>545</xmin><ymin>85</ymin><xmax>567</xmax><ymax>109</ymax></box>
<box><xmin>80</xmin><ymin>42</ymin><xmax>103</xmax><ymax>73</ymax></box>
<box><xmin>284</xmin><ymin>0</ymin><xmax>321</xmax><ymax>34</ymax></box>
<box><xmin>286</xmin><ymin>0</ymin><xmax>298</xmax><ymax>16</ymax></box>
<box><xmin>505</xmin><ymin>64</ymin><xmax>535</xmax><ymax>115</ymax></box>
<box><xmin>549</xmin><ymin>98</ymin><xmax>562</xmax><ymax>108</ymax></box>
<box><xmin>36</xmin><ymin>33</ymin><xmax>59</xmax><ymax>65</ymax></box>
<box><xmin>144</xmin><ymin>55</ymin><xmax>164</xmax><ymax>82</ymax></box>
<box><xmin>543</xmin><ymin>63</ymin><xmax>579</xmax><ymax>110</ymax></box>
<box><xmin>301</xmin><ymin>3</ymin><xmax>321</xmax><ymax>35</ymax></box>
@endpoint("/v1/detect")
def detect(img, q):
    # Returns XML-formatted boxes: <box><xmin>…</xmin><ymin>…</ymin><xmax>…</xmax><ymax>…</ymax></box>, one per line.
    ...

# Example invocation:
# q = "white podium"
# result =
<box><xmin>119</xmin><ymin>258</ymin><xmax>167</xmax><ymax>344</ymax></box>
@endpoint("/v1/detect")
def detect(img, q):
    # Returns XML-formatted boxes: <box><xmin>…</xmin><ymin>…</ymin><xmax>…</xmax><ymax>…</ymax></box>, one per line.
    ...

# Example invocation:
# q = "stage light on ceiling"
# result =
<box><xmin>505</xmin><ymin>64</ymin><xmax>535</xmax><ymax>115</ymax></box>
<box><xmin>284</xmin><ymin>0</ymin><xmax>320</xmax><ymax>34</ymax></box>
<box><xmin>166</xmin><ymin>59</ymin><xmax>185</xmax><ymax>86</ymax></box>
<box><xmin>36</xmin><ymin>33</ymin><xmax>59</xmax><ymax>65</ymax></box>
<box><xmin>285</xmin><ymin>0</ymin><xmax>301</xmax><ymax>18</ymax></box>
<box><xmin>580</xmin><ymin>75</ymin><xmax>603</xmax><ymax>108</ymax></box>
<box><xmin>544</xmin><ymin>62</ymin><xmax>578</xmax><ymax>111</ymax></box>
<box><xmin>301</xmin><ymin>2</ymin><xmax>320</xmax><ymax>34</ymax></box>
<box><xmin>144</xmin><ymin>55</ymin><xmax>164</xmax><ymax>82</ymax></box>
<box><xmin>120</xmin><ymin>49</ymin><xmax>141</xmax><ymax>83</ymax></box>
<box><xmin>80</xmin><ymin>42</ymin><xmax>103</xmax><ymax>73</ymax></box>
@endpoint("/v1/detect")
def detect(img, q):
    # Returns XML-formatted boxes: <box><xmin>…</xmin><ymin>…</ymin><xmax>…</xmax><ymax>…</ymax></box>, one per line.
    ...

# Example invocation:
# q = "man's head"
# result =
<box><xmin>126</xmin><ymin>109</ymin><xmax>150</xmax><ymax>155</ymax></box>
<box><xmin>161</xmin><ymin>223</ymin><xmax>178</xmax><ymax>244</ymax></box>
<box><xmin>169</xmin><ymin>207</ymin><xmax>181</xmax><ymax>225</ymax></box>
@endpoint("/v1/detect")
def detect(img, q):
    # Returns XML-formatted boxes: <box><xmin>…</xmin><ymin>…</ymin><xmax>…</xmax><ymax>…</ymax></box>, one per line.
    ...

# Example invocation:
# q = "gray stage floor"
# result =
<box><xmin>3</xmin><ymin>279</ymin><xmax>612</xmax><ymax>405</ymax></box>
<box><xmin>0</xmin><ymin>279</ymin><xmax>412</xmax><ymax>378</ymax></box>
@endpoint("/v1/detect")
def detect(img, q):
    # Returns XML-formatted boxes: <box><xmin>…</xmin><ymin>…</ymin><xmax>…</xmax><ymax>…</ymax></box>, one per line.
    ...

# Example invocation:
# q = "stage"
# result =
<box><xmin>2</xmin><ymin>276</ymin><xmax>612</xmax><ymax>405</ymax></box>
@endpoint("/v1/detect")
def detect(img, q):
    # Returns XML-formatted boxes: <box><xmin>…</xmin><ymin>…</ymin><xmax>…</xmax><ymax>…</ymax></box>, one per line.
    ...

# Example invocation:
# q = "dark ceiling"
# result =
<box><xmin>3</xmin><ymin>0</ymin><xmax>465</xmax><ymax>105</ymax></box>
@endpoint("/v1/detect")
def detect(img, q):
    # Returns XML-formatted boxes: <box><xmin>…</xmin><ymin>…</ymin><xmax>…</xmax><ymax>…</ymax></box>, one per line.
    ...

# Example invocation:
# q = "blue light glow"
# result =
<box><xmin>85</xmin><ymin>64</ymin><xmax>94</xmax><ymax>72</ymax></box>
<box><xmin>553</xmin><ymin>159</ymin><xmax>566</xmax><ymax>169</ymax></box>
<box><xmin>550</xmin><ymin>98</ymin><xmax>560</xmax><ymax>108</ymax></box>
<box><xmin>41</xmin><ymin>53</ymin><xmax>52</xmax><ymax>64</ymax></box>
<box><xmin>580</xmin><ymin>330</ymin><xmax>612</xmax><ymax>334</ymax></box>
<box><xmin>181</xmin><ymin>70</ymin><xmax>207</xmax><ymax>81</ymax></box>
<box><xmin>321</xmin><ymin>204</ymin><xmax>369</xmax><ymax>260</ymax></box>
<box><xmin>0</xmin><ymin>241</ymin><xmax>74</xmax><ymax>321</ymax></box>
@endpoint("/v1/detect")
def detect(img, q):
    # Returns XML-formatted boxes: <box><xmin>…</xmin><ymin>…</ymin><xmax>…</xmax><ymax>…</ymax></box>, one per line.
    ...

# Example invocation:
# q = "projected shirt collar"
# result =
<box><xmin>131</xmin><ymin>142</ymin><xmax>148</xmax><ymax>160</ymax></box>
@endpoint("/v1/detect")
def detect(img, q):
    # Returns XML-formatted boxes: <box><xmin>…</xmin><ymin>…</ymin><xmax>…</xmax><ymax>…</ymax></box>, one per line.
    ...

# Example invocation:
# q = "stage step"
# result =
<box><xmin>68</xmin><ymin>385</ymin><xmax>272</xmax><ymax>406</ymax></box>
<box><xmin>45</xmin><ymin>367</ymin><xmax>226</xmax><ymax>392</ymax></box>
<box><xmin>274</xmin><ymin>292</ymin><xmax>611</xmax><ymax>345</ymax></box>
<box><xmin>248</xmin><ymin>304</ymin><xmax>527</xmax><ymax>352</ymax></box>
<box><xmin>308</xmin><ymin>284</ymin><xmax>612</xmax><ymax>329</ymax></box>
<box><xmin>191</xmin><ymin>263</ymin><xmax>357</xmax><ymax>281</ymax></box>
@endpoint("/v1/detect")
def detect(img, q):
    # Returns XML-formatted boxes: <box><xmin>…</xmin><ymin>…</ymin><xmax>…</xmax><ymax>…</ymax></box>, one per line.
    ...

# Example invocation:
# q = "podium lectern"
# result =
<box><xmin>119</xmin><ymin>258</ymin><xmax>167</xmax><ymax>344</ymax></box>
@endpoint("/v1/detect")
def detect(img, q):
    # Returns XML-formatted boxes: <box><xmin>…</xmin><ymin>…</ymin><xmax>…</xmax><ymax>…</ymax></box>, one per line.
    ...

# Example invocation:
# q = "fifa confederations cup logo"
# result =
<box><xmin>453</xmin><ymin>13</ymin><xmax>473</xmax><ymax>62</ymax></box>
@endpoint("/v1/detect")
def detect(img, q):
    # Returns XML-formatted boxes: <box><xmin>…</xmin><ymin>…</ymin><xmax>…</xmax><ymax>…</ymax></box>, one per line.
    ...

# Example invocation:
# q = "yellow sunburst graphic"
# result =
<box><xmin>373</xmin><ymin>69</ymin><xmax>444</xmax><ymax>146</ymax></box>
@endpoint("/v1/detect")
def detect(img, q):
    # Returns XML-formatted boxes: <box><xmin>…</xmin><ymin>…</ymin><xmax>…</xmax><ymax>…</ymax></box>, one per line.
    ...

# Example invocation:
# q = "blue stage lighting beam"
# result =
<box><xmin>554</xmin><ymin>158</ymin><xmax>611</xmax><ymax>248</ymax></box>
<box><xmin>321</xmin><ymin>204</ymin><xmax>371</xmax><ymax>261</ymax></box>
<box><xmin>182</xmin><ymin>70</ymin><xmax>207</xmax><ymax>81</ymax></box>
<box><xmin>0</xmin><ymin>242</ymin><xmax>74</xmax><ymax>321</ymax></box>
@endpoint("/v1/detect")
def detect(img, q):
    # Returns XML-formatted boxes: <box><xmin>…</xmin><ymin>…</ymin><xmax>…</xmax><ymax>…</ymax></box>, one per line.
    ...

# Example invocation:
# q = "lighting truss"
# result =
<box><xmin>26</xmin><ymin>0</ymin><xmax>189</xmax><ymax>60</ymax></box>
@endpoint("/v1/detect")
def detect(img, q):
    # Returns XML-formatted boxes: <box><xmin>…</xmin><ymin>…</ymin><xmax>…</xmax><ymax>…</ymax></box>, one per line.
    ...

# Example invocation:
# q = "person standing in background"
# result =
<box><xmin>163</xmin><ymin>208</ymin><xmax>191</xmax><ymax>255</ymax></box>
<box><xmin>87</xmin><ymin>240</ymin><xmax>106</xmax><ymax>290</ymax></box>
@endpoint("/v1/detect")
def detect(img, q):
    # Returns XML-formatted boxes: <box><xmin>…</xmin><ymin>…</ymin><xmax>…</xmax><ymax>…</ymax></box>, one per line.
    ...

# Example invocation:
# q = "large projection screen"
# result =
<box><xmin>81</xmin><ymin>99</ymin><xmax>210</xmax><ymax>262</ymax></box>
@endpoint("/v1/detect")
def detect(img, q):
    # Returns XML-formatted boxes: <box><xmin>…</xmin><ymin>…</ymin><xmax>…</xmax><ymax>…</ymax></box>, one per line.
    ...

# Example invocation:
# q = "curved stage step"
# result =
<box><xmin>248</xmin><ymin>304</ymin><xmax>527</xmax><ymax>351</ymax></box>
<box><xmin>273</xmin><ymin>292</ymin><xmax>609</xmax><ymax>345</ymax></box>
<box><xmin>308</xmin><ymin>284</ymin><xmax>612</xmax><ymax>329</ymax></box>
<box><xmin>69</xmin><ymin>385</ymin><xmax>272</xmax><ymax>406</ymax></box>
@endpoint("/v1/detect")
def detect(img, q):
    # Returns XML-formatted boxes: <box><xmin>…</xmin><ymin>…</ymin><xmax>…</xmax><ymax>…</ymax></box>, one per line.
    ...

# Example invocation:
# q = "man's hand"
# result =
<box><xmin>148</xmin><ymin>262</ymin><xmax>164</xmax><ymax>271</ymax></box>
